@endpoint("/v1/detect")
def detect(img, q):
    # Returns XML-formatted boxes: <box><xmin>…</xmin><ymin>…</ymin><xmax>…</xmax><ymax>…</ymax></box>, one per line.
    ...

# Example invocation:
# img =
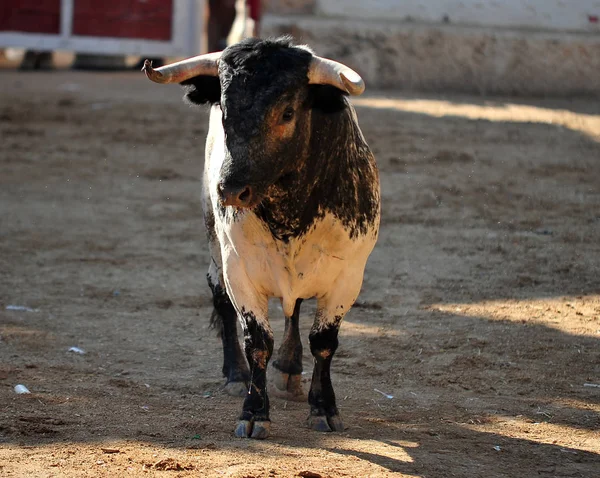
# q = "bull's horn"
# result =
<box><xmin>142</xmin><ymin>52</ymin><xmax>221</xmax><ymax>84</ymax></box>
<box><xmin>308</xmin><ymin>56</ymin><xmax>365</xmax><ymax>96</ymax></box>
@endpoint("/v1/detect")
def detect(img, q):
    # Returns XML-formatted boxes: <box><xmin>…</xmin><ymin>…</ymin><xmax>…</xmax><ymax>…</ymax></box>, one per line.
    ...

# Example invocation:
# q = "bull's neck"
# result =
<box><xmin>255</xmin><ymin>103</ymin><xmax>378</xmax><ymax>242</ymax></box>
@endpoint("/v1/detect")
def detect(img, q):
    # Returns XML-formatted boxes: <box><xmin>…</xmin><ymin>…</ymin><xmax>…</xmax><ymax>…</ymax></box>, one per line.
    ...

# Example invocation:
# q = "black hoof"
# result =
<box><xmin>327</xmin><ymin>414</ymin><xmax>345</xmax><ymax>432</ymax></box>
<box><xmin>234</xmin><ymin>419</ymin><xmax>271</xmax><ymax>439</ymax></box>
<box><xmin>307</xmin><ymin>414</ymin><xmax>344</xmax><ymax>432</ymax></box>
<box><xmin>224</xmin><ymin>381</ymin><xmax>248</xmax><ymax>397</ymax></box>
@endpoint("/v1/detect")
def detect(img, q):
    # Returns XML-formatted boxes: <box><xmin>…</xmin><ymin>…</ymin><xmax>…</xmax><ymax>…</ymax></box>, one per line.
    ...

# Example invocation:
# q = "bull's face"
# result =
<box><xmin>217</xmin><ymin>73</ymin><xmax>312</xmax><ymax>208</ymax></box>
<box><xmin>142</xmin><ymin>37</ymin><xmax>365</xmax><ymax>209</ymax></box>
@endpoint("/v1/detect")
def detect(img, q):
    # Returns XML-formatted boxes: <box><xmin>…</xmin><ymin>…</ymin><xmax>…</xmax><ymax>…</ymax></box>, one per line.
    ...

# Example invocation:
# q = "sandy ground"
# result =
<box><xmin>0</xmin><ymin>70</ymin><xmax>599</xmax><ymax>478</ymax></box>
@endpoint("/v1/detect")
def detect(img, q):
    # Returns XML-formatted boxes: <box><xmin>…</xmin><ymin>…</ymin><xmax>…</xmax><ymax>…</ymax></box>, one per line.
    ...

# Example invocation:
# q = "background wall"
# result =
<box><xmin>317</xmin><ymin>0</ymin><xmax>600</xmax><ymax>33</ymax></box>
<box><xmin>264</xmin><ymin>0</ymin><xmax>600</xmax><ymax>95</ymax></box>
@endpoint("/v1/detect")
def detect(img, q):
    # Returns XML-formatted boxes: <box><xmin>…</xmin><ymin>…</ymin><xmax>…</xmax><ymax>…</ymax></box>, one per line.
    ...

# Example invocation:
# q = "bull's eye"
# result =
<box><xmin>282</xmin><ymin>107</ymin><xmax>295</xmax><ymax>123</ymax></box>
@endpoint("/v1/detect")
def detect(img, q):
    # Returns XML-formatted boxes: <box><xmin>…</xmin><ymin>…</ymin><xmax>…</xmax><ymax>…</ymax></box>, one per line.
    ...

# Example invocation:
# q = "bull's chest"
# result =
<box><xmin>222</xmin><ymin>212</ymin><xmax>371</xmax><ymax>313</ymax></box>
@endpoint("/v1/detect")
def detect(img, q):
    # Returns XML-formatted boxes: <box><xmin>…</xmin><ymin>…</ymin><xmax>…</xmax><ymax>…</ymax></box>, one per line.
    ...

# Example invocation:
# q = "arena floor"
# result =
<box><xmin>1</xmin><ymin>70</ymin><xmax>598</xmax><ymax>477</ymax></box>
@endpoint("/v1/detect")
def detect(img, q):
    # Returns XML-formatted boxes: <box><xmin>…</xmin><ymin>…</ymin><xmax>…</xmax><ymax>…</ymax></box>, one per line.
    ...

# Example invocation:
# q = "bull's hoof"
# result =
<box><xmin>234</xmin><ymin>419</ymin><xmax>271</xmax><ymax>439</ymax></box>
<box><xmin>224</xmin><ymin>381</ymin><xmax>248</xmax><ymax>397</ymax></box>
<box><xmin>307</xmin><ymin>414</ymin><xmax>344</xmax><ymax>433</ymax></box>
<box><xmin>327</xmin><ymin>414</ymin><xmax>345</xmax><ymax>432</ymax></box>
<box><xmin>269</xmin><ymin>370</ymin><xmax>306</xmax><ymax>401</ymax></box>
<box><xmin>251</xmin><ymin>421</ymin><xmax>271</xmax><ymax>439</ymax></box>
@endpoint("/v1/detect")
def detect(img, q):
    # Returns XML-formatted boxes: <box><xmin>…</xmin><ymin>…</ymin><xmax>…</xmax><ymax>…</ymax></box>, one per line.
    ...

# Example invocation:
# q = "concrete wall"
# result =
<box><xmin>317</xmin><ymin>0</ymin><xmax>600</xmax><ymax>33</ymax></box>
<box><xmin>264</xmin><ymin>1</ymin><xmax>600</xmax><ymax>96</ymax></box>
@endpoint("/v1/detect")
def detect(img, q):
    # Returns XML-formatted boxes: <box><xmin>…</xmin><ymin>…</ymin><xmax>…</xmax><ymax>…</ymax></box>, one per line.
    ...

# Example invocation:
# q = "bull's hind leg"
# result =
<box><xmin>270</xmin><ymin>299</ymin><xmax>306</xmax><ymax>401</ymax></box>
<box><xmin>207</xmin><ymin>259</ymin><xmax>249</xmax><ymax>396</ymax></box>
<box><xmin>204</xmin><ymin>175</ymin><xmax>249</xmax><ymax>396</ymax></box>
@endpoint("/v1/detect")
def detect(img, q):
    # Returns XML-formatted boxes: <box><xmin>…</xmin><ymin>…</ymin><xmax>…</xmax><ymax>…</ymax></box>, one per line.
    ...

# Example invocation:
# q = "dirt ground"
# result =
<box><xmin>0</xmin><ymin>70</ymin><xmax>599</xmax><ymax>478</ymax></box>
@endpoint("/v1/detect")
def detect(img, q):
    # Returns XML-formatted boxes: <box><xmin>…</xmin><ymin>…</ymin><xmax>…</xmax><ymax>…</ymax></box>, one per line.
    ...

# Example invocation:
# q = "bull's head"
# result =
<box><xmin>143</xmin><ymin>38</ymin><xmax>365</xmax><ymax>208</ymax></box>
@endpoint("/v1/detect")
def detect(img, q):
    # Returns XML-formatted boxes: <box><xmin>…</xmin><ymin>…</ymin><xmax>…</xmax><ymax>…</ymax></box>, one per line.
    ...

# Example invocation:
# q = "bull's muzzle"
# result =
<box><xmin>218</xmin><ymin>182</ymin><xmax>256</xmax><ymax>208</ymax></box>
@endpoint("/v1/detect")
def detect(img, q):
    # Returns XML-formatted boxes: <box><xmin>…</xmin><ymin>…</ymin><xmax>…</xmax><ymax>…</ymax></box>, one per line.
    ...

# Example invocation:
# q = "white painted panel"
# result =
<box><xmin>0</xmin><ymin>0</ymin><xmax>205</xmax><ymax>57</ymax></box>
<box><xmin>0</xmin><ymin>33</ymin><xmax>195</xmax><ymax>57</ymax></box>
<box><xmin>318</xmin><ymin>0</ymin><xmax>600</xmax><ymax>32</ymax></box>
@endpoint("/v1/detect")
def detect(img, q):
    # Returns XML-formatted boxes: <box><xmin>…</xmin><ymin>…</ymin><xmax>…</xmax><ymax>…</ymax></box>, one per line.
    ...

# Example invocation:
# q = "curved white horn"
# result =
<box><xmin>142</xmin><ymin>52</ymin><xmax>222</xmax><ymax>84</ymax></box>
<box><xmin>308</xmin><ymin>56</ymin><xmax>365</xmax><ymax>96</ymax></box>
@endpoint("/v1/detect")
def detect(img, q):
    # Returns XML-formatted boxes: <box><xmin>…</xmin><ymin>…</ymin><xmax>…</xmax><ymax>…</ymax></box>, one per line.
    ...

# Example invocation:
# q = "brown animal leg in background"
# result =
<box><xmin>208</xmin><ymin>0</ymin><xmax>237</xmax><ymax>52</ymax></box>
<box><xmin>271</xmin><ymin>299</ymin><xmax>305</xmax><ymax>400</ymax></box>
<box><xmin>20</xmin><ymin>51</ymin><xmax>53</xmax><ymax>70</ymax></box>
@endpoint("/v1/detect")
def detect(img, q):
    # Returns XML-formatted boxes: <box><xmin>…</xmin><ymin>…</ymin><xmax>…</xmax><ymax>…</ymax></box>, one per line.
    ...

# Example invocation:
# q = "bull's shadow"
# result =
<box><xmin>322</xmin><ymin>424</ymin><xmax>600</xmax><ymax>477</ymax></box>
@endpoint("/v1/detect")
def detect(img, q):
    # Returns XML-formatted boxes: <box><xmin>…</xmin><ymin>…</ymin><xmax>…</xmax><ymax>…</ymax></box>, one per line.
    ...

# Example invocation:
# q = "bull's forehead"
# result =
<box><xmin>218</xmin><ymin>41</ymin><xmax>312</xmax><ymax>126</ymax></box>
<box><xmin>219</xmin><ymin>72</ymin><xmax>305</xmax><ymax>139</ymax></box>
<box><xmin>222</xmin><ymin>71</ymin><xmax>301</xmax><ymax>113</ymax></box>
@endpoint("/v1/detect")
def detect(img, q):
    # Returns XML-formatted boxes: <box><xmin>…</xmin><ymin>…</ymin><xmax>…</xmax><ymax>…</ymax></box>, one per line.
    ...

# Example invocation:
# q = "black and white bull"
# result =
<box><xmin>143</xmin><ymin>37</ymin><xmax>380</xmax><ymax>439</ymax></box>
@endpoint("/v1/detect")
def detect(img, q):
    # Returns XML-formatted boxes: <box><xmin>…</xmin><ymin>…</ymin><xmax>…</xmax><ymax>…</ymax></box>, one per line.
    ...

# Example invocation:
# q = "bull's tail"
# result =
<box><xmin>209</xmin><ymin>306</ymin><xmax>224</xmax><ymax>339</ymax></box>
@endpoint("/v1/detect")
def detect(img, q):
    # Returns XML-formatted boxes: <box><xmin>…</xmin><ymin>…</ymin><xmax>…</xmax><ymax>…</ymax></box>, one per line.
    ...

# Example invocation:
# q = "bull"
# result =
<box><xmin>143</xmin><ymin>37</ymin><xmax>380</xmax><ymax>439</ymax></box>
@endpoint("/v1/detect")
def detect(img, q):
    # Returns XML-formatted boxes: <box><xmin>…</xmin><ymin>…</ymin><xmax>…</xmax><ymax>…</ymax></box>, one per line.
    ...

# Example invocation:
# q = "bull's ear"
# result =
<box><xmin>181</xmin><ymin>76</ymin><xmax>221</xmax><ymax>105</ymax></box>
<box><xmin>310</xmin><ymin>84</ymin><xmax>347</xmax><ymax>114</ymax></box>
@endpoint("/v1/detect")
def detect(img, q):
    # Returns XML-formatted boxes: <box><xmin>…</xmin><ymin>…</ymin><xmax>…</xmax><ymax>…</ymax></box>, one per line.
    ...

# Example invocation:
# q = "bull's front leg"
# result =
<box><xmin>235</xmin><ymin>306</ymin><xmax>274</xmax><ymax>439</ymax></box>
<box><xmin>224</xmin><ymin>273</ymin><xmax>273</xmax><ymax>439</ymax></box>
<box><xmin>307</xmin><ymin>279</ymin><xmax>364</xmax><ymax>433</ymax></box>
<box><xmin>307</xmin><ymin>309</ymin><xmax>344</xmax><ymax>432</ymax></box>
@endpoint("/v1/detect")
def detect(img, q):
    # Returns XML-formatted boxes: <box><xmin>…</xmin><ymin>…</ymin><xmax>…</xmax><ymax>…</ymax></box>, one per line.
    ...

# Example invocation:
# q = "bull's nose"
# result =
<box><xmin>217</xmin><ymin>182</ymin><xmax>255</xmax><ymax>208</ymax></box>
